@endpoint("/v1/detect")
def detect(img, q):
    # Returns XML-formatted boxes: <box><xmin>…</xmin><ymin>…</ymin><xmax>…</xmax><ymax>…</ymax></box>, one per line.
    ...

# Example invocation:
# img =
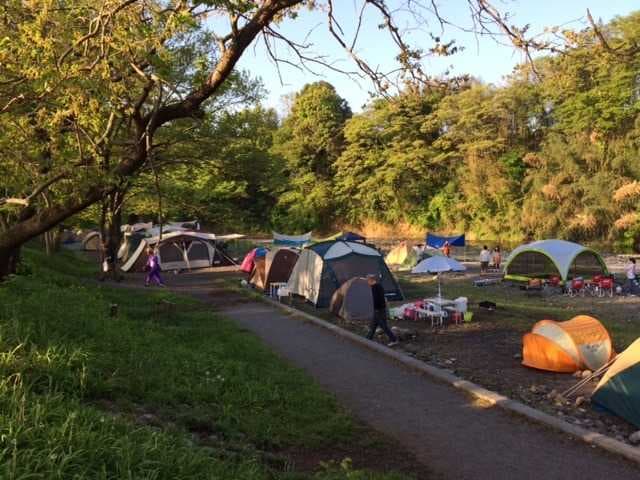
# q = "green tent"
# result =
<box><xmin>592</xmin><ymin>337</ymin><xmax>640</xmax><ymax>428</ymax></box>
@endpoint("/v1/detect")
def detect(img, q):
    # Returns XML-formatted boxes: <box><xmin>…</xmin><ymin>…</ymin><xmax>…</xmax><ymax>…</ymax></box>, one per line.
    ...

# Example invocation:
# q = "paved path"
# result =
<box><xmin>169</xmin><ymin>274</ymin><xmax>639</xmax><ymax>480</ymax></box>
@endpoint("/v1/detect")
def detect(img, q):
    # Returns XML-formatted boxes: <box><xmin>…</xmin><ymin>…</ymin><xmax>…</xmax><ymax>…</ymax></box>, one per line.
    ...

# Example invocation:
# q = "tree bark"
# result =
<box><xmin>0</xmin><ymin>246</ymin><xmax>21</xmax><ymax>278</ymax></box>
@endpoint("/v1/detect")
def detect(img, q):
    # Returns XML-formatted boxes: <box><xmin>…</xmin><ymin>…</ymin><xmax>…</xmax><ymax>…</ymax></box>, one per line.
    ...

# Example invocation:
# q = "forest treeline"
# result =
<box><xmin>106</xmin><ymin>12</ymin><xmax>640</xmax><ymax>246</ymax></box>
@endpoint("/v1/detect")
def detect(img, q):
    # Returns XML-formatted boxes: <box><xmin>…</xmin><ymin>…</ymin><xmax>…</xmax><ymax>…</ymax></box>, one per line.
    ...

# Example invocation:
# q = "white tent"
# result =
<box><xmin>504</xmin><ymin>239</ymin><xmax>608</xmax><ymax>282</ymax></box>
<box><xmin>121</xmin><ymin>231</ymin><xmax>244</xmax><ymax>272</ymax></box>
<box><xmin>411</xmin><ymin>256</ymin><xmax>466</xmax><ymax>274</ymax></box>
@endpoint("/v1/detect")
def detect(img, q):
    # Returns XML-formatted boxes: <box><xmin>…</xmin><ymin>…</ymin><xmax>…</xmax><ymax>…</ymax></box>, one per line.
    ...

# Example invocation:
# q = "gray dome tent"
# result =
<box><xmin>504</xmin><ymin>239</ymin><xmax>608</xmax><ymax>282</ymax></box>
<box><xmin>286</xmin><ymin>240</ymin><xmax>403</xmax><ymax>307</ymax></box>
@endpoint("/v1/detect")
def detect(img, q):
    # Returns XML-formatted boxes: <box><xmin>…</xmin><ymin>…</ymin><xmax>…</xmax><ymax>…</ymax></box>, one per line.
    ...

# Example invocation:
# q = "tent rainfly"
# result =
<box><xmin>330</xmin><ymin>277</ymin><xmax>374</xmax><ymax>323</ymax></box>
<box><xmin>592</xmin><ymin>338</ymin><xmax>640</xmax><ymax>428</ymax></box>
<box><xmin>504</xmin><ymin>239</ymin><xmax>608</xmax><ymax>282</ymax></box>
<box><xmin>273</xmin><ymin>231</ymin><xmax>312</xmax><ymax>247</ymax></box>
<box><xmin>287</xmin><ymin>240</ymin><xmax>403</xmax><ymax>307</ymax></box>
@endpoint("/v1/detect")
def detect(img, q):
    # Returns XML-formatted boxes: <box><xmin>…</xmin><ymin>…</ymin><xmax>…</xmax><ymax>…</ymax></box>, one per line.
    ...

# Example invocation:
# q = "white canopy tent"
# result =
<box><xmin>504</xmin><ymin>239</ymin><xmax>608</xmax><ymax>282</ymax></box>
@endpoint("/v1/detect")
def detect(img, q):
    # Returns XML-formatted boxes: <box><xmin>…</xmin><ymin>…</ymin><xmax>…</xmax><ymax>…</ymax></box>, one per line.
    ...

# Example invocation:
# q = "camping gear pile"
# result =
<box><xmin>390</xmin><ymin>296</ymin><xmax>469</xmax><ymax>328</ymax></box>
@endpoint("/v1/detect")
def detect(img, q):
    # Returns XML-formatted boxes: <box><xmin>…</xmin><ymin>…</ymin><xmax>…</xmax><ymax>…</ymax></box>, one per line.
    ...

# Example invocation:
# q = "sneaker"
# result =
<box><xmin>387</xmin><ymin>341</ymin><xmax>399</xmax><ymax>347</ymax></box>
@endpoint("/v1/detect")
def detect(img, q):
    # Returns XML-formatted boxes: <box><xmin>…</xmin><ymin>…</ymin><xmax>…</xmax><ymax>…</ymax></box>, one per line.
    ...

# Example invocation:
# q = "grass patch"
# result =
<box><xmin>0</xmin><ymin>249</ymin><xmax>413</xmax><ymax>479</ymax></box>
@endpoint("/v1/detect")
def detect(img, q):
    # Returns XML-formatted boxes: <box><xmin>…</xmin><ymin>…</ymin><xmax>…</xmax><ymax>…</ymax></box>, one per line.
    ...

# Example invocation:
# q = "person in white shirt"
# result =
<box><xmin>625</xmin><ymin>258</ymin><xmax>638</xmax><ymax>295</ymax></box>
<box><xmin>479</xmin><ymin>245</ymin><xmax>491</xmax><ymax>274</ymax></box>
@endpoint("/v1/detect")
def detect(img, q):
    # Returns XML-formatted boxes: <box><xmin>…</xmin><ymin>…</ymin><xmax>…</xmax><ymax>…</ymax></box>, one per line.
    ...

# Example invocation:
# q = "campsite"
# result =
<box><xmin>4</xmin><ymin>1</ymin><xmax>640</xmax><ymax>479</ymax></box>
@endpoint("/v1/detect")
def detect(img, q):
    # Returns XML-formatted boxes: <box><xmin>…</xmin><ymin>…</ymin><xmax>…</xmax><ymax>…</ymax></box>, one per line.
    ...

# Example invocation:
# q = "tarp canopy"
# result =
<box><xmin>426</xmin><ymin>233</ymin><xmax>465</xmax><ymax>248</ymax></box>
<box><xmin>504</xmin><ymin>239</ymin><xmax>608</xmax><ymax>282</ymax></box>
<box><xmin>273</xmin><ymin>231</ymin><xmax>312</xmax><ymax>247</ymax></box>
<box><xmin>592</xmin><ymin>338</ymin><xmax>640</xmax><ymax>428</ymax></box>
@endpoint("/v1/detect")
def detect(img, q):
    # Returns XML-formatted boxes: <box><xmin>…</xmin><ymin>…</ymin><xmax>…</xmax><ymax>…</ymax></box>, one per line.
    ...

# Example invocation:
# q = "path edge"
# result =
<box><xmin>253</xmin><ymin>293</ymin><xmax>640</xmax><ymax>466</ymax></box>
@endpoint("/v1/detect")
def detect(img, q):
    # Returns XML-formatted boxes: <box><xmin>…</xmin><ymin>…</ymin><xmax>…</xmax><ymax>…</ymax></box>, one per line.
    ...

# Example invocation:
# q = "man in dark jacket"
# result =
<box><xmin>366</xmin><ymin>275</ymin><xmax>398</xmax><ymax>346</ymax></box>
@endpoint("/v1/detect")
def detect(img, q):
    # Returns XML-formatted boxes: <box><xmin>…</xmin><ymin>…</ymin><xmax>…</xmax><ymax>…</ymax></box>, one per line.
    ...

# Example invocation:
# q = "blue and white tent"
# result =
<box><xmin>273</xmin><ymin>231</ymin><xmax>312</xmax><ymax>247</ymax></box>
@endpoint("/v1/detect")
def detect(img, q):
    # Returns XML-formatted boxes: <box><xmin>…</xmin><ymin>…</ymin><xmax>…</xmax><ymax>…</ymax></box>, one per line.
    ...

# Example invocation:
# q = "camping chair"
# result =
<box><xmin>566</xmin><ymin>278</ymin><xmax>585</xmax><ymax>297</ymax></box>
<box><xmin>597</xmin><ymin>277</ymin><xmax>614</xmax><ymax>298</ymax></box>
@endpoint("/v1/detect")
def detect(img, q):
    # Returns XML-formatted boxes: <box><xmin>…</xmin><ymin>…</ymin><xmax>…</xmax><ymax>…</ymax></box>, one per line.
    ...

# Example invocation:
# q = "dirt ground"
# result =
<box><xmin>263</xmin><ymin>256</ymin><xmax>640</xmax><ymax>446</ymax></box>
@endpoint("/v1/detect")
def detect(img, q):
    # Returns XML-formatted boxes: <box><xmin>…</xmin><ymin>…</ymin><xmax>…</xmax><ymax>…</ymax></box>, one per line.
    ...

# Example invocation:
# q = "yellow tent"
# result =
<box><xmin>386</xmin><ymin>242</ymin><xmax>418</xmax><ymax>269</ymax></box>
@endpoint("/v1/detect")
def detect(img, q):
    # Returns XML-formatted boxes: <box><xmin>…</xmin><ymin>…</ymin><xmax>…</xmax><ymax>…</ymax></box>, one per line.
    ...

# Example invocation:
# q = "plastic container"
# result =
<box><xmin>454</xmin><ymin>297</ymin><xmax>468</xmax><ymax>313</ymax></box>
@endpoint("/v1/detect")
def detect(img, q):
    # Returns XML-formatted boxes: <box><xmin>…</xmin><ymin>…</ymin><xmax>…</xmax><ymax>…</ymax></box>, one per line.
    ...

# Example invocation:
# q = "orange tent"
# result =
<box><xmin>522</xmin><ymin>315</ymin><xmax>613</xmax><ymax>373</ymax></box>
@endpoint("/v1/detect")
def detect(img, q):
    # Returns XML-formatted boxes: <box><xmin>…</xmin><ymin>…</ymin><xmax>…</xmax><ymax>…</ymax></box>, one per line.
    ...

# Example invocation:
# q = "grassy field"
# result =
<box><xmin>0</xmin><ymin>249</ymin><xmax>416</xmax><ymax>480</ymax></box>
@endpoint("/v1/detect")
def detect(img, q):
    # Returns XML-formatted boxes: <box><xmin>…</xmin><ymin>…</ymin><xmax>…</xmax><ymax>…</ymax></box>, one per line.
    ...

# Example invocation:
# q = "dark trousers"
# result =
<box><xmin>367</xmin><ymin>309</ymin><xmax>397</xmax><ymax>342</ymax></box>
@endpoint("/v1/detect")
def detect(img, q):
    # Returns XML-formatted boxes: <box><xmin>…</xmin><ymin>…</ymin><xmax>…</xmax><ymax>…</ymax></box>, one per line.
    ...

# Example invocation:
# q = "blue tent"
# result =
<box><xmin>426</xmin><ymin>233</ymin><xmax>465</xmax><ymax>248</ymax></box>
<box><xmin>336</xmin><ymin>232</ymin><xmax>366</xmax><ymax>242</ymax></box>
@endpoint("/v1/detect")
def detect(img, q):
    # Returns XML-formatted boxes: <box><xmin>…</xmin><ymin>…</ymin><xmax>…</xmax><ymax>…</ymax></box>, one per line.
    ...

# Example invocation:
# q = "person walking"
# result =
<box><xmin>442</xmin><ymin>241</ymin><xmax>451</xmax><ymax>258</ymax></box>
<box><xmin>145</xmin><ymin>246</ymin><xmax>165</xmax><ymax>287</ymax></box>
<box><xmin>492</xmin><ymin>246</ymin><xmax>502</xmax><ymax>270</ymax></box>
<box><xmin>479</xmin><ymin>245</ymin><xmax>491</xmax><ymax>274</ymax></box>
<box><xmin>366</xmin><ymin>275</ymin><xmax>398</xmax><ymax>346</ymax></box>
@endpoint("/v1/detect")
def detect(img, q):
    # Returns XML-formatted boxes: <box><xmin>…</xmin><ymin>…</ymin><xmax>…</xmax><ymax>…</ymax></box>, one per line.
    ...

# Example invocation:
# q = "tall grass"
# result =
<box><xmin>0</xmin><ymin>249</ymin><xmax>410</xmax><ymax>479</ymax></box>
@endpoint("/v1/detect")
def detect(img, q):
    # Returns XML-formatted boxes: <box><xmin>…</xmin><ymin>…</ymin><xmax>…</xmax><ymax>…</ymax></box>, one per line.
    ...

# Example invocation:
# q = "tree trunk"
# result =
<box><xmin>0</xmin><ymin>246</ymin><xmax>21</xmax><ymax>278</ymax></box>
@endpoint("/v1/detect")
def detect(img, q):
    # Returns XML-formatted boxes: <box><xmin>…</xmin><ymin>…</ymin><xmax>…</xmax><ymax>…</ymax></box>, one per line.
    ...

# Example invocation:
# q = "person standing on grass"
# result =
<box><xmin>492</xmin><ymin>246</ymin><xmax>502</xmax><ymax>270</ymax></box>
<box><xmin>366</xmin><ymin>275</ymin><xmax>398</xmax><ymax>346</ymax></box>
<box><xmin>479</xmin><ymin>245</ymin><xmax>491</xmax><ymax>274</ymax></box>
<box><xmin>442</xmin><ymin>241</ymin><xmax>451</xmax><ymax>258</ymax></box>
<box><xmin>98</xmin><ymin>239</ymin><xmax>109</xmax><ymax>282</ymax></box>
<box><xmin>145</xmin><ymin>246</ymin><xmax>165</xmax><ymax>287</ymax></box>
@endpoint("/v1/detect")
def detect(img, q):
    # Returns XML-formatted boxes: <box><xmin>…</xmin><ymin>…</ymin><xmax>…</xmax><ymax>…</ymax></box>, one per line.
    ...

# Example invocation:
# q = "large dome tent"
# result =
<box><xmin>121</xmin><ymin>231</ymin><xmax>243</xmax><ymax>272</ymax></box>
<box><xmin>504</xmin><ymin>239</ymin><xmax>608</xmax><ymax>283</ymax></box>
<box><xmin>287</xmin><ymin>240</ymin><xmax>403</xmax><ymax>307</ymax></box>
